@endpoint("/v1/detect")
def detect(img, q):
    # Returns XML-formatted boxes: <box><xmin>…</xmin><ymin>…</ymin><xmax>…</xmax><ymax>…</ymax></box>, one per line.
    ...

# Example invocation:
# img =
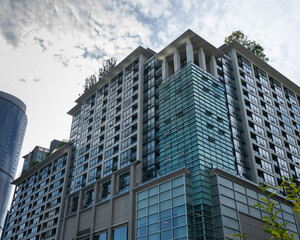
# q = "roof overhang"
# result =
<box><xmin>155</xmin><ymin>29</ymin><xmax>224</xmax><ymax>61</ymax></box>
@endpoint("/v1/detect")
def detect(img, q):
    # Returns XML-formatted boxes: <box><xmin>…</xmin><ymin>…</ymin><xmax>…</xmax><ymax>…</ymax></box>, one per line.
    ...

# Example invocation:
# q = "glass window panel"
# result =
<box><xmin>173</xmin><ymin>205</ymin><xmax>185</xmax><ymax>217</ymax></box>
<box><xmin>160</xmin><ymin>191</ymin><xmax>170</xmax><ymax>201</ymax></box>
<box><xmin>148</xmin><ymin>233</ymin><xmax>159</xmax><ymax>240</ymax></box>
<box><xmin>137</xmin><ymin>199</ymin><xmax>147</xmax><ymax>209</ymax></box>
<box><xmin>159</xmin><ymin>181</ymin><xmax>170</xmax><ymax>192</ymax></box>
<box><xmin>149</xmin><ymin>223</ymin><xmax>159</xmax><ymax>233</ymax></box>
<box><xmin>160</xmin><ymin>230</ymin><xmax>172</xmax><ymax>240</ymax></box>
<box><xmin>160</xmin><ymin>209</ymin><xmax>171</xmax><ymax>221</ymax></box>
<box><xmin>160</xmin><ymin>199</ymin><xmax>171</xmax><ymax>211</ymax></box>
<box><xmin>171</xmin><ymin>176</ymin><xmax>183</xmax><ymax>187</ymax></box>
<box><xmin>137</xmin><ymin>208</ymin><xmax>147</xmax><ymax>218</ymax></box>
<box><xmin>149</xmin><ymin>195</ymin><xmax>158</xmax><ymax>205</ymax></box>
<box><xmin>148</xmin><ymin>186</ymin><xmax>158</xmax><ymax>196</ymax></box>
<box><xmin>172</xmin><ymin>195</ymin><xmax>185</xmax><ymax>206</ymax></box>
<box><xmin>160</xmin><ymin>219</ymin><xmax>172</xmax><ymax>231</ymax></box>
<box><xmin>149</xmin><ymin>204</ymin><xmax>158</xmax><ymax>214</ymax></box>
<box><xmin>173</xmin><ymin>215</ymin><xmax>186</xmax><ymax>227</ymax></box>
<box><xmin>173</xmin><ymin>226</ymin><xmax>187</xmax><ymax>238</ymax></box>
<box><xmin>137</xmin><ymin>190</ymin><xmax>147</xmax><ymax>201</ymax></box>
<box><xmin>137</xmin><ymin>217</ymin><xmax>147</xmax><ymax>227</ymax></box>
<box><xmin>172</xmin><ymin>186</ymin><xmax>184</xmax><ymax>197</ymax></box>
<box><xmin>137</xmin><ymin>227</ymin><xmax>147</xmax><ymax>237</ymax></box>
<box><xmin>148</xmin><ymin>213</ymin><xmax>158</xmax><ymax>224</ymax></box>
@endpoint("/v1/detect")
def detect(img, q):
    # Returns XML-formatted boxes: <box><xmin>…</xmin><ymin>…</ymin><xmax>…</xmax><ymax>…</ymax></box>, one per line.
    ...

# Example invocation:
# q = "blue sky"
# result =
<box><xmin>0</xmin><ymin>0</ymin><xmax>300</xmax><ymax>174</ymax></box>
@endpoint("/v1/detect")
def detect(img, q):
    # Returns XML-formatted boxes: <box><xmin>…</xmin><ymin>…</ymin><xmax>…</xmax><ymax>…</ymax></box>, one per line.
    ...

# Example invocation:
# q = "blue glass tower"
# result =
<box><xmin>0</xmin><ymin>91</ymin><xmax>27</xmax><ymax>238</ymax></box>
<box><xmin>158</xmin><ymin>63</ymin><xmax>236</xmax><ymax>239</ymax></box>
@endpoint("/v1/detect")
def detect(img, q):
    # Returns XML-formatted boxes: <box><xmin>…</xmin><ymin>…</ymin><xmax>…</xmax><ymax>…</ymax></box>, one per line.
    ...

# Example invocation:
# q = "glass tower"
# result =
<box><xmin>158</xmin><ymin>63</ymin><xmax>236</xmax><ymax>239</ymax></box>
<box><xmin>0</xmin><ymin>91</ymin><xmax>27</xmax><ymax>238</ymax></box>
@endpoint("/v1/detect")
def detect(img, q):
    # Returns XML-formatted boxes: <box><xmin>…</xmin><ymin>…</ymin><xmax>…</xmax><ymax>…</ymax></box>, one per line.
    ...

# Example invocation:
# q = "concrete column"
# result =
<box><xmin>107</xmin><ymin>174</ymin><xmax>116</xmax><ymax>240</ymax></box>
<box><xmin>209</xmin><ymin>55</ymin><xmax>218</xmax><ymax>77</ymax></box>
<box><xmin>90</xmin><ymin>183</ymin><xmax>98</xmax><ymax>239</ymax></box>
<box><xmin>198</xmin><ymin>47</ymin><xmax>206</xmax><ymax>71</ymax></box>
<box><xmin>136</xmin><ymin>54</ymin><xmax>144</xmax><ymax>184</ymax></box>
<box><xmin>162</xmin><ymin>58</ymin><xmax>169</xmax><ymax>80</ymax></box>
<box><xmin>128</xmin><ymin>164</ymin><xmax>136</xmax><ymax>240</ymax></box>
<box><xmin>173</xmin><ymin>49</ymin><xmax>181</xmax><ymax>72</ymax></box>
<box><xmin>186</xmin><ymin>39</ymin><xmax>194</xmax><ymax>64</ymax></box>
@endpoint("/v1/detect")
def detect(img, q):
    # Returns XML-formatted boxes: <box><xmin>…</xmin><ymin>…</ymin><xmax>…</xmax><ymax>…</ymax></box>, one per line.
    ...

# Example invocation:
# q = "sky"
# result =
<box><xmin>0</xmin><ymin>0</ymin><xmax>300</xmax><ymax>175</ymax></box>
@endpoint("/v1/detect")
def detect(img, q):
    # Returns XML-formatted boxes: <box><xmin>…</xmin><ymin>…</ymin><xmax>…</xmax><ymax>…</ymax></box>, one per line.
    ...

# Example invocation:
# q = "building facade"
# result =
<box><xmin>22</xmin><ymin>146</ymin><xmax>49</xmax><ymax>172</ymax></box>
<box><xmin>4</xmin><ymin>30</ymin><xmax>300</xmax><ymax>240</ymax></box>
<box><xmin>0</xmin><ymin>91</ymin><xmax>27</xmax><ymax>238</ymax></box>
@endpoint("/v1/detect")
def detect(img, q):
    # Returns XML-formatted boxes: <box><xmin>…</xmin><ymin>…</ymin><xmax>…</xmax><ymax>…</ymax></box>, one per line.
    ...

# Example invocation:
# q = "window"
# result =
<box><xmin>263</xmin><ymin>172</ymin><xmax>275</xmax><ymax>185</ymax></box>
<box><xmin>248</xmin><ymin>93</ymin><xmax>258</xmax><ymax>104</ymax></box>
<box><xmin>90</xmin><ymin>157</ymin><xmax>101</xmax><ymax>167</ymax></box>
<box><xmin>103</xmin><ymin>160</ymin><xmax>113</xmax><ymax>176</ymax></box>
<box><xmin>101</xmin><ymin>180</ymin><xmax>111</xmax><ymax>199</ymax></box>
<box><xmin>274</xmin><ymin>146</ymin><xmax>285</xmax><ymax>157</ymax></box>
<box><xmin>122</xmin><ymin>117</ymin><xmax>132</xmax><ymax>128</ymax></box>
<box><xmin>94</xmin><ymin>232</ymin><xmax>107</xmax><ymax>240</ymax></box>
<box><xmin>106</xmin><ymin>138</ymin><xmax>115</xmax><ymax>148</ymax></box>
<box><xmin>83</xmin><ymin>189</ymin><xmax>94</xmax><ymax>208</ymax></box>
<box><xmin>267</xmin><ymin>113</ymin><xmax>277</xmax><ymax>124</ymax></box>
<box><xmin>261</xmin><ymin>160</ymin><xmax>272</xmax><ymax>172</ymax></box>
<box><xmin>250</xmin><ymin>103</ymin><xmax>260</xmax><ymax>114</ymax></box>
<box><xmin>123</xmin><ymin>108</ymin><xmax>132</xmax><ymax>118</ymax></box>
<box><xmin>70</xmin><ymin>195</ymin><xmax>79</xmax><ymax>213</ymax></box>
<box><xmin>121</xmin><ymin>138</ymin><xmax>132</xmax><ymax>150</ymax></box>
<box><xmin>277</xmin><ymin>158</ymin><xmax>288</xmax><ymax>170</ymax></box>
<box><xmin>252</xmin><ymin>114</ymin><xmax>262</xmax><ymax>125</ymax></box>
<box><xmin>261</xmin><ymin>85</ymin><xmax>270</xmax><ymax>95</ymax></box>
<box><xmin>120</xmin><ymin>149</ymin><xmax>132</xmax><ymax>168</ymax></box>
<box><xmin>258</xmin><ymin>147</ymin><xmax>269</xmax><ymax>159</ymax></box>
<box><xmin>256</xmin><ymin>136</ymin><xmax>267</xmax><ymax>147</ymax></box>
<box><xmin>272</xmin><ymin>135</ymin><xmax>282</xmax><ymax>146</ymax></box>
<box><xmin>113</xmin><ymin>226</ymin><xmax>127</xmax><ymax>240</ymax></box>
<box><xmin>263</xmin><ymin>94</ymin><xmax>272</xmax><ymax>104</ymax></box>
<box><xmin>254</xmin><ymin>124</ymin><xmax>264</xmax><ymax>136</ymax></box>
<box><xmin>119</xmin><ymin>172</ymin><xmax>130</xmax><ymax>192</ymax></box>
<box><xmin>265</xmin><ymin>104</ymin><xmax>275</xmax><ymax>114</ymax></box>
<box><xmin>269</xmin><ymin>124</ymin><xmax>280</xmax><ymax>135</ymax></box>
<box><xmin>289</xmin><ymin>144</ymin><xmax>299</xmax><ymax>155</ymax></box>
<box><xmin>283</xmin><ymin>124</ymin><xmax>293</xmax><ymax>134</ymax></box>
<box><xmin>286</xmin><ymin>134</ymin><xmax>296</xmax><ymax>144</ymax></box>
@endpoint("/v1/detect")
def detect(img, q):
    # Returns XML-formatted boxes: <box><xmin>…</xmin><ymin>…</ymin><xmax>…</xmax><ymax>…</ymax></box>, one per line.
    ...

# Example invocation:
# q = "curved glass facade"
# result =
<box><xmin>0</xmin><ymin>91</ymin><xmax>27</xmax><ymax>238</ymax></box>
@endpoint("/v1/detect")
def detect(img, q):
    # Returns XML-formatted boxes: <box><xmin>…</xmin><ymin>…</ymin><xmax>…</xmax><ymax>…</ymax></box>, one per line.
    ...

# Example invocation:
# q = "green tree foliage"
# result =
<box><xmin>234</xmin><ymin>179</ymin><xmax>300</xmax><ymax>240</ymax></box>
<box><xmin>225</xmin><ymin>30</ymin><xmax>269</xmax><ymax>62</ymax></box>
<box><xmin>83</xmin><ymin>57</ymin><xmax>117</xmax><ymax>92</ymax></box>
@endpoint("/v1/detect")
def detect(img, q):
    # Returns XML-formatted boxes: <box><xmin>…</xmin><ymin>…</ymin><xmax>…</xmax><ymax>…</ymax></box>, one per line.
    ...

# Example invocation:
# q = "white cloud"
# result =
<box><xmin>0</xmin><ymin>0</ymin><xmax>300</xmax><ymax>167</ymax></box>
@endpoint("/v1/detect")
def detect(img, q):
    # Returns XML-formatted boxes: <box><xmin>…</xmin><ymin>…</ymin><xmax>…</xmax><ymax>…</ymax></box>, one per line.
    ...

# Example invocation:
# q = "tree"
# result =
<box><xmin>98</xmin><ymin>57</ymin><xmax>117</xmax><ymax>80</ymax></box>
<box><xmin>83</xmin><ymin>57</ymin><xmax>117</xmax><ymax>92</ymax></box>
<box><xmin>234</xmin><ymin>179</ymin><xmax>300</xmax><ymax>240</ymax></box>
<box><xmin>225</xmin><ymin>30</ymin><xmax>269</xmax><ymax>62</ymax></box>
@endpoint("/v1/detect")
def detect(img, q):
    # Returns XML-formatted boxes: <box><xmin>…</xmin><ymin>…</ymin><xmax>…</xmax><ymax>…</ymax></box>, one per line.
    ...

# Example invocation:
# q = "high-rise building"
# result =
<box><xmin>4</xmin><ymin>30</ymin><xmax>300</xmax><ymax>240</ymax></box>
<box><xmin>22</xmin><ymin>146</ymin><xmax>49</xmax><ymax>172</ymax></box>
<box><xmin>0</xmin><ymin>91</ymin><xmax>27</xmax><ymax>239</ymax></box>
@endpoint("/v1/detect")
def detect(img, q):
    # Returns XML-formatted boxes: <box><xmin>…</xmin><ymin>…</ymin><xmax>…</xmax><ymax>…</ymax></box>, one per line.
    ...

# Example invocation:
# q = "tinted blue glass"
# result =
<box><xmin>173</xmin><ymin>216</ymin><xmax>186</xmax><ymax>227</ymax></box>
<box><xmin>148</xmin><ymin>233</ymin><xmax>159</xmax><ymax>240</ymax></box>
<box><xmin>148</xmin><ymin>213</ymin><xmax>158</xmax><ymax>224</ymax></box>
<box><xmin>160</xmin><ymin>230</ymin><xmax>172</xmax><ymax>240</ymax></box>
<box><xmin>172</xmin><ymin>205</ymin><xmax>185</xmax><ymax>217</ymax></box>
<box><xmin>148</xmin><ymin>223</ymin><xmax>159</xmax><ymax>233</ymax></box>
<box><xmin>137</xmin><ymin>217</ymin><xmax>147</xmax><ymax>227</ymax></box>
<box><xmin>174</xmin><ymin>226</ymin><xmax>187</xmax><ymax>238</ymax></box>
<box><xmin>160</xmin><ymin>209</ymin><xmax>171</xmax><ymax>220</ymax></box>
<box><xmin>137</xmin><ymin>227</ymin><xmax>147</xmax><ymax>237</ymax></box>
<box><xmin>160</xmin><ymin>219</ymin><xmax>171</xmax><ymax>230</ymax></box>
